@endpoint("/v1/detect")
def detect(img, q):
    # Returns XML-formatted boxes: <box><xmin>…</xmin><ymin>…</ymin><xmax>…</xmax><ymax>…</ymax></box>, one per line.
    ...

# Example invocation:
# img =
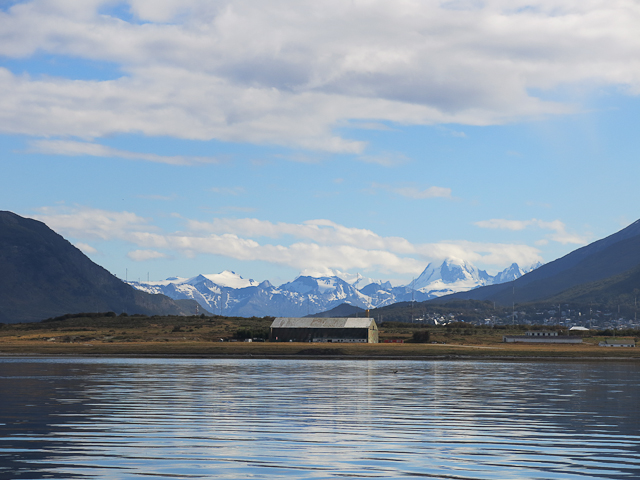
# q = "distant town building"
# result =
<box><xmin>569</xmin><ymin>326</ymin><xmax>590</xmax><ymax>332</ymax></box>
<box><xmin>598</xmin><ymin>339</ymin><xmax>636</xmax><ymax>347</ymax></box>
<box><xmin>270</xmin><ymin>317</ymin><xmax>379</xmax><ymax>343</ymax></box>
<box><xmin>503</xmin><ymin>330</ymin><xmax>583</xmax><ymax>344</ymax></box>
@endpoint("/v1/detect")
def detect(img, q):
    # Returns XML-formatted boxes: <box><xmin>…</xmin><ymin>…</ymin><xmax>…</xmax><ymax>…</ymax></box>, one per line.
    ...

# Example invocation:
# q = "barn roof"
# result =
<box><xmin>271</xmin><ymin>317</ymin><xmax>376</xmax><ymax>329</ymax></box>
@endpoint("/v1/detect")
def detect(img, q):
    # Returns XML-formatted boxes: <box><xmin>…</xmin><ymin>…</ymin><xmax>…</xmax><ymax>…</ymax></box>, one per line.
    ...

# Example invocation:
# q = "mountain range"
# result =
<box><xmin>128</xmin><ymin>258</ymin><xmax>539</xmax><ymax>317</ymax></box>
<box><xmin>0</xmin><ymin>211</ymin><xmax>202</xmax><ymax>323</ymax></box>
<box><xmin>5</xmin><ymin>207</ymin><xmax>640</xmax><ymax>324</ymax></box>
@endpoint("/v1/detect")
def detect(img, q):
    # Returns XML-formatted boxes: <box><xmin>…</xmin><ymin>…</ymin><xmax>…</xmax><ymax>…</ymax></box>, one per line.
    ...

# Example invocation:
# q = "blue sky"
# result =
<box><xmin>1</xmin><ymin>0</ymin><xmax>640</xmax><ymax>286</ymax></box>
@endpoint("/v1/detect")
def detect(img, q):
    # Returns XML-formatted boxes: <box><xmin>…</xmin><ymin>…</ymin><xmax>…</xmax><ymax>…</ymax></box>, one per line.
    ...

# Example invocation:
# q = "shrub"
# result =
<box><xmin>412</xmin><ymin>330</ymin><xmax>431</xmax><ymax>343</ymax></box>
<box><xmin>234</xmin><ymin>327</ymin><xmax>269</xmax><ymax>340</ymax></box>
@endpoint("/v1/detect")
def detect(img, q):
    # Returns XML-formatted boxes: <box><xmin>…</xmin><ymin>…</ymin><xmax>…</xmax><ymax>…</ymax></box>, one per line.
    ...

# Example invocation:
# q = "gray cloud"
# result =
<box><xmin>0</xmin><ymin>0</ymin><xmax>638</xmax><ymax>150</ymax></box>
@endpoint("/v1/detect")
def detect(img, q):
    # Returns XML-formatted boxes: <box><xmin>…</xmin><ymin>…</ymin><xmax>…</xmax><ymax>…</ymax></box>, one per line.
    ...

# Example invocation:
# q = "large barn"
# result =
<box><xmin>270</xmin><ymin>317</ymin><xmax>379</xmax><ymax>343</ymax></box>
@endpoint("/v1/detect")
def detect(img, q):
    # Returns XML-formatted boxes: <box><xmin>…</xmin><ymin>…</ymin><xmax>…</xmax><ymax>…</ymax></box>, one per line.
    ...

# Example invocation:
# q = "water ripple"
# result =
<box><xmin>1</xmin><ymin>358</ymin><xmax>639</xmax><ymax>479</ymax></box>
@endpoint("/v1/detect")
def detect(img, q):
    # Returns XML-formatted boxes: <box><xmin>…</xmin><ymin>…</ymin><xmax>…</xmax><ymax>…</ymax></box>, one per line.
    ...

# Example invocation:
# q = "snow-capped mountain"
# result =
<box><xmin>128</xmin><ymin>260</ymin><xmax>540</xmax><ymax>317</ymax></box>
<box><xmin>411</xmin><ymin>258</ymin><xmax>492</xmax><ymax>295</ymax></box>
<box><xmin>408</xmin><ymin>258</ymin><xmax>542</xmax><ymax>299</ymax></box>
<box><xmin>492</xmin><ymin>263</ymin><xmax>523</xmax><ymax>284</ymax></box>
<box><xmin>130</xmin><ymin>271</ymin><xmax>260</xmax><ymax>315</ymax></box>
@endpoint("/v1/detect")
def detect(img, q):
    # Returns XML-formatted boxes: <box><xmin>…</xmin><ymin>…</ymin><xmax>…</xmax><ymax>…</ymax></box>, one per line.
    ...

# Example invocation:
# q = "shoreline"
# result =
<box><xmin>2</xmin><ymin>341</ymin><xmax>640</xmax><ymax>361</ymax></box>
<box><xmin>2</xmin><ymin>354</ymin><xmax>639</xmax><ymax>362</ymax></box>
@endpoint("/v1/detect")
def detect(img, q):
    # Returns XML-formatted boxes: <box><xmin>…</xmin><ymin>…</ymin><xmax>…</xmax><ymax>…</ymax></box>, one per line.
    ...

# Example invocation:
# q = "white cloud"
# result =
<box><xmin>371</xmin><ymin>182</ymin><xmax>453</xmax><ymax>199</ymax></box>
<box><xmin>1</xmin><ymin>0</ymin><xmax>637</xmax><ymax>150</ymax></box>
<box><xmin>32</xmin><ymin>206</ymin><xmax>154</xmax><ymax>240</ymax></box>
<box><xmin>421</xmin><ymin>241</ymin><xmax>542</xmax><ymax>270</ymax></box>
<box><xmin>539</xmin><ymin>221</ymin><xmax>589</xmax><ymax>245</ymax></box>
<box><xmin>127</xmin><ymin>249</ymin><xmax>168</xmax><ymax>261</ymax></box>
<box><xmin>474</xmin><ymin>218</ymin><xmax>588</xmax><ymax>245</ymax></box>
<box><xmin>474</xmin><ymin>219</ymin><xmax>534</xmax><ymax>230</ymax></box>
<box><xmin>27</xmin><ymin>139</ymin><xmax>221</xmax><ymax>165</ymax></box>
<box><xmin>357</xmin><ymin>153</ymin><xmax>409</xmax><ymax>167</ymax></box>
<box><xmin>209</xmin><ymin>186</ymin><xmax>245</xmax><ymax>196</ymax></box>
<box><xmin>394</xmin><ymin>186</ymin><xmax>453</xmax><ymax>200</ymax></box>
<box><xmin>32</xmin><ymin>206</ymin><xmax>543</xmax><ymax>276</ymax></box>
<box><xmin>185</xmin><ymin>217</ymin><xmax>417</xmax><ymax>253</ymax></box>
<box><xmin>74</xmin><ymin>242</ymin><xmax>97</xmax><ymax>254</ymax></box>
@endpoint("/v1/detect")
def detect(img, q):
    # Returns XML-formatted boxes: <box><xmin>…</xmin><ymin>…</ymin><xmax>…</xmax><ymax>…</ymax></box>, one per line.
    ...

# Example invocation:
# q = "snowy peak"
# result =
<box><xmin>410</xmin><ymin>258</ymin><xmax>529</xmax><ymax>298</ymax></box>
<box><xmin>440</xmin><ymin>258</ymin><xmax>484</xmax><ymax>283</ymax></box>
<box><xmin>413</xmin><ymin>258</ymin><xmax>488</xmax><ymax>292</ymax></box>
<box><xmin>493</xmin><ymin>263</ymin><xmax>524</xmax><ymax>284</ymax></box>
<box><xmin>283</xmin><ymin>275</ymin><xmax>352</xmax><ymax>296</ymax></box>
<box><xmin>359</xmin><ymin>281</ymin><xmax>393</xmax><ymax>296</ymax></box>
<box><xmin>300</xmin><ymin>269</ymin><xmax>380</xmax><ymax>288</ymax></box>
<box><xmin>492</xmin><ymin>261</ymin><xmax>542</xmax><ymax>284</ymax></box>
<box><xmin>188</xmin><ymin>271</ymin><xmax>258</xmax><ymax>289</ymax></box>
<box><xmin>413</xmin><ymin>262</ymin><xmax>439</xmax><ymax>289</ymax></box>
<box><xmin>525</xmin><ymin>261</ymin><xmax>543</xmax><ymax>273</ymax></box>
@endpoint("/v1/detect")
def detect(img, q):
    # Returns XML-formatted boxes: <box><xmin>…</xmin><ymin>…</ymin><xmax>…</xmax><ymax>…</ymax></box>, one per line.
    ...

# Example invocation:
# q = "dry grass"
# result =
<box><xmin>1</xmin><ymin>337</ymin><xmax>639</xmax><ymax>359</ymax></box>
<box><xmin>1</xmin><ymin>315</ymin><xmax>638</xmax><ymax>359</ymax></box>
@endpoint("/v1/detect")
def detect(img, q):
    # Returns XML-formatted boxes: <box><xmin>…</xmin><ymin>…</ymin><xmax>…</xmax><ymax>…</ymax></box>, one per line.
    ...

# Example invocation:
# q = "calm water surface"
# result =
<box><xmin>1</xmin><ymin>357</ymin><xmax>639</xmax><ymax>479</ymax></box>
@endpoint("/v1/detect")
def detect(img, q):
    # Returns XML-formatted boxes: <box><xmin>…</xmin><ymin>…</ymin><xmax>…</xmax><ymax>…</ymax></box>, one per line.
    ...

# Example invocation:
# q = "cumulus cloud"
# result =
<box><xmin>474</xmin><ymin>218</ymin><xmax>587</xmax><ymax>245</ymax></box>
<box><xmin>186</xmin><ymin>217</ymin><xmax>417</xmax><ymax>253</ymax></box>
<box><xmin>1</xmin><ymin>0</ymin><xmax>637</xmax><ymax>150</ymax></box>
<box><xmin>31</xmin><ymin>206</ymin><xmax>543</xmax><ymax>276</ymax></box>
<box><xmin>27</xmin><ymin>139</ymin><xmax>222</xmax><ymax>165</ymax></box>
<box><xmin>32</xmin><ymin>206</ymin><xmax>154</xmax><ymax>240</ymax></box>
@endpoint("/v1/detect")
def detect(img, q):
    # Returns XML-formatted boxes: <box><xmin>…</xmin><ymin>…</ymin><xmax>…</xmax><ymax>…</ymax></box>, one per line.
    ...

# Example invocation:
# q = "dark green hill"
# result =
<box><xmin>433</xmin><ymin>219</ymin><xmax>640</xmax><ymax>305</ymax></box>
<box><xmin>307</xmin><ymin>302</ymin><xmax>366</xmax><ymax>318</ymax></box>
<box><xmin>544</xmin><ymin>262</ymin><xmax>640</xmax><ymax>307</ymax></box>
<box><xmin>0</xmin><ymin>211</ymin><xmax>203</xmax><ymax>323</ymax></box>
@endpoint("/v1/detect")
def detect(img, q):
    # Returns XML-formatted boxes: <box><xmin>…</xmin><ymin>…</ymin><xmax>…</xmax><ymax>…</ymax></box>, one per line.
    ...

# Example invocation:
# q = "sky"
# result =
<box><xmin>1</xmin><ymin>0</ymin><xmax>640</xmax><ymax>287</ymax></box>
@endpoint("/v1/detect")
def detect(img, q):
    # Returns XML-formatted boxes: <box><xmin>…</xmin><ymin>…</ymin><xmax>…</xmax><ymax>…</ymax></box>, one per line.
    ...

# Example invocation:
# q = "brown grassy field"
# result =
<box><xmin>1</xmin><ymin>314</ymin><xmax>638</xmax><ymax>359</ymax></box>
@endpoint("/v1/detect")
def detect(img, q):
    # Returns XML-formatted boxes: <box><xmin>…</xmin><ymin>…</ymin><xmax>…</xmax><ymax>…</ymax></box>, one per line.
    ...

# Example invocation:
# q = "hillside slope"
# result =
<box><xmin>544</xmin><ymin>263</ymin><xmax>640</xmax><ymax>306</ymax></box>
<box><xmin>0</xmin><ymin>211</ymin><xmax>201</xmax><ymax>323</ymax></box>
<box><xmin>433</xmin><ymin>219</ymin><xmax>640</xmax><ymax>305</ymax></box>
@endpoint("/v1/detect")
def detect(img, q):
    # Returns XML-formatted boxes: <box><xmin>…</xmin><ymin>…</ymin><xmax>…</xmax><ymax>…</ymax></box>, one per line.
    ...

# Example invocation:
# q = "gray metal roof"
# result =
<box><xmin>271</xmin><ymin>317</ymin><xmax>376</xmax><ymax>329</ymax></box>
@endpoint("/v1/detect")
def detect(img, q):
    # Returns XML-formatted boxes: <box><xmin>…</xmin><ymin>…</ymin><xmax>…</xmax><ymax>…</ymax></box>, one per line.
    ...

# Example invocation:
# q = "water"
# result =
<box><xmin>1</xmin><ymin>358</ymin><xmax>639</xmax><ymax>479</ymax></box>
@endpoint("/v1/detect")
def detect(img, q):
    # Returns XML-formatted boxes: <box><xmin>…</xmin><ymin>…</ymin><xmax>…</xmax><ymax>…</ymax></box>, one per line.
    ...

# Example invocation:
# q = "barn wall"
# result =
<box><xmin>271</xmin><ymin>327</ymin><xmax>369</xmax><ymax>343</ymax></box>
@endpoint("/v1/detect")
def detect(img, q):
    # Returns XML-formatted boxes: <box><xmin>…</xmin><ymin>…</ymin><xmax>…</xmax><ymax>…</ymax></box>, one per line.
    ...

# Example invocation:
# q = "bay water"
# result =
<box><xmin>1</xmin><ymin>357</ymin><xmax>639</xmax><ymax>479</ymax></box>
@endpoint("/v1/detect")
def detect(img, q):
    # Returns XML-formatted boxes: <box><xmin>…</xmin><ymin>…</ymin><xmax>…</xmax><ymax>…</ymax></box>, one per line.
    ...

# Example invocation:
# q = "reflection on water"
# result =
<box><xmin>1</xmin><ymin>358</ymin><xmax>639</xmax><ymax>479</ymax></box>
